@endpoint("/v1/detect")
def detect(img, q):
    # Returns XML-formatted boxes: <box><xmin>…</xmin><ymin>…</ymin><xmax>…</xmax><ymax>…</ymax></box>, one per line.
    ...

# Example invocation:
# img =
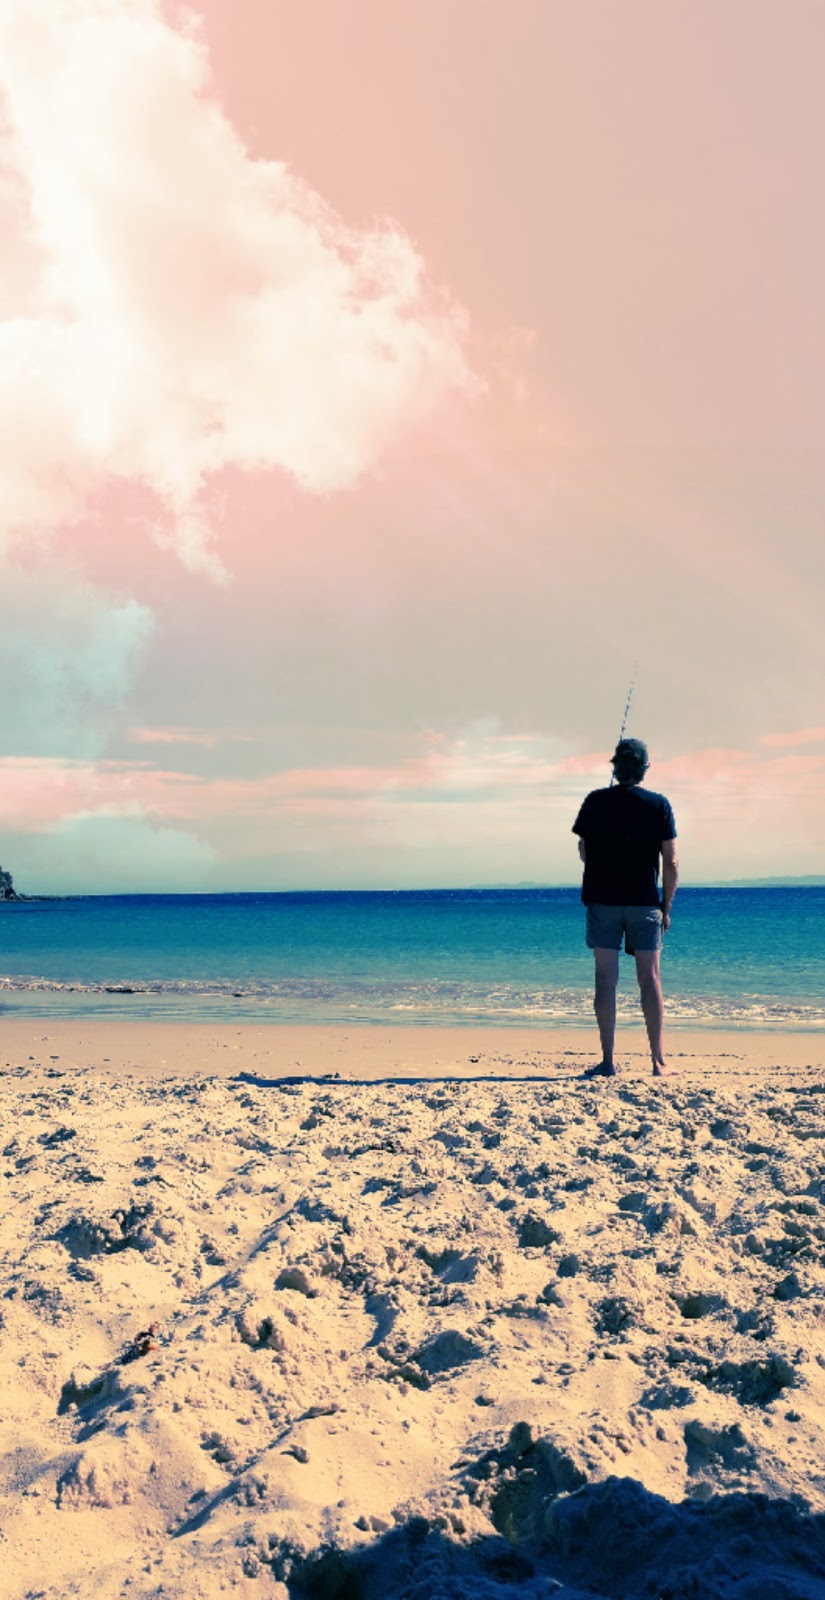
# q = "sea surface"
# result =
<box><xmin>1</xmin><ymin>887</ymin><xmax>823</xmax><ymax>1030</ymax></box>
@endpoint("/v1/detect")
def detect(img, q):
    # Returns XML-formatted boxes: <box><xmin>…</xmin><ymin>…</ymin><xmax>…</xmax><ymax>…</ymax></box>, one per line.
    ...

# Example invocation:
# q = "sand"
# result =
<box><xmin>1</xmin><ymin>1021</ymin><xmax>824</xmax><ymax>1599</ymax></box>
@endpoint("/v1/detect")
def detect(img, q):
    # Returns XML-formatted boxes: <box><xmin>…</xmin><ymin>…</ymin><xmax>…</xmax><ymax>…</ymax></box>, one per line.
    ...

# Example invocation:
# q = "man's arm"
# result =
<box><xmin>578</xmin><ymin>839</ymin><xmax>586</xmax><ymax>863</ymax></box>
<box><xmin>661</xmin><ymin>839</ymin><xmax>679</xmax><ymax>932</ymax></box>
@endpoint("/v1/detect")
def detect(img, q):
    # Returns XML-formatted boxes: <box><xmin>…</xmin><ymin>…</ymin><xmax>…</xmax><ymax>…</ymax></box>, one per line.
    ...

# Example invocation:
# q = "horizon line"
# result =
<box><xmin>11</xmin><ymin>876</ymin><xmax>825</xmax><ymax>899</ymax></box>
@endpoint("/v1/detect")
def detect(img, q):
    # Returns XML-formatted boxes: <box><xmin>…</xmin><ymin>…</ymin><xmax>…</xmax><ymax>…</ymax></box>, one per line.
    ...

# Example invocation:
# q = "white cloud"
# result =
<box><xmin>0</xmin><ymin>0</ymin><xmax>475</xmax><ymax>574</ymax></box>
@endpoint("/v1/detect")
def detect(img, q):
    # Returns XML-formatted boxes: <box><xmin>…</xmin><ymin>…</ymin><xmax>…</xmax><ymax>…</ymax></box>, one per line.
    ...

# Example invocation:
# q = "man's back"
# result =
<box><xmin>573</xmin><ymin>784</ymin><xmax>676</xmax><ymax>907</ymax></box>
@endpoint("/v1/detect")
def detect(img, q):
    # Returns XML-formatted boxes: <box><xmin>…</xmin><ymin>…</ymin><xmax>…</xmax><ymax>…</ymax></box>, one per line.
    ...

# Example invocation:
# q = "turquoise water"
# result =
<box><xmin>1</xmin><ymin>887</ymin><xmax>823</xmax><ymax>1029</ymax></box>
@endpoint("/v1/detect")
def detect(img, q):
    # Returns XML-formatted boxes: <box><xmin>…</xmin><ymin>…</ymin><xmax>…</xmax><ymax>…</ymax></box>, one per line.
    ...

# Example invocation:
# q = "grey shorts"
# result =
<box><xmin>586</xmin><ymin>903</ymin><xmax>663</xmax><ymax>955</ymax></box>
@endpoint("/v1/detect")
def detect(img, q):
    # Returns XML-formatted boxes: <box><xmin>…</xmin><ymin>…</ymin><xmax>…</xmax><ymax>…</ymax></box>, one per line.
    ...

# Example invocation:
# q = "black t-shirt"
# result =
<box><xmin>572</xmin><ymin>784</ymin><xmax>677</xmax><ymax>906</ymax></box>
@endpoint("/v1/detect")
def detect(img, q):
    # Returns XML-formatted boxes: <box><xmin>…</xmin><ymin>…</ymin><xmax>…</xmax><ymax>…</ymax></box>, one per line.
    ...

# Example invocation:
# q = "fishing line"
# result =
<box><xmin>610</xmin><ymin>660</ymin><xmax>639</xmax><ymax>786</ymax></box>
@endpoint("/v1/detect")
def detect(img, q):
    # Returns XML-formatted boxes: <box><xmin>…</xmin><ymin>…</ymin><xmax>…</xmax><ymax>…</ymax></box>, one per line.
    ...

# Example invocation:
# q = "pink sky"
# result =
<box><xmin>1</xmin><ymin>0</ymin><xmax>823</xmax><ymax>891</ymax></box>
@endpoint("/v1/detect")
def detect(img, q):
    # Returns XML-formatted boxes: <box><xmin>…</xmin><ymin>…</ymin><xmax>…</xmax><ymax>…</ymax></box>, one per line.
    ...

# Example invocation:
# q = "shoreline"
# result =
<box><xmin>2</xmin><ymin>1017</ymin><xmax>823</xmax><ymax>1080</ymax></box>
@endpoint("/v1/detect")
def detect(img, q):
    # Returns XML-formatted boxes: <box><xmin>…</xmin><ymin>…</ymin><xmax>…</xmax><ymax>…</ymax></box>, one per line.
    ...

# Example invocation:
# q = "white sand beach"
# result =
<box><xmin>2</xmin><ymin>1022</ymin><xmax>824</xmax><ymax>1598</ymax></box>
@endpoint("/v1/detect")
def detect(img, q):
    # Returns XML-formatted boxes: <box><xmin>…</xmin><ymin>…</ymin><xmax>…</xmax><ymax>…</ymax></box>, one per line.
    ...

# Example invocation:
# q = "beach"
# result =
<box><xmin>2</xmin><ymin>1022</ymin><xmax>824</xmax><ymax>1598</ymax></box>
<box><xmin>3</xmin><ymin>0</ymin><xmax>825</xmax><ymax>1591</ymax></box>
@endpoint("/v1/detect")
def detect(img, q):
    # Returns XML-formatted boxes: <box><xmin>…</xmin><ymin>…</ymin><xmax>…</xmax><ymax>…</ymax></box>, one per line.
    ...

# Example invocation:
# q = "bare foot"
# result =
<box><xmin>652</xmin><ymin>1061</ymin><xmax>671</xmax><ymax>1077</ymax></box>
<box><xmin>583</xmin><ymin>1061</ymin><xmax>617</xmax><ymax>1080</ymax></box>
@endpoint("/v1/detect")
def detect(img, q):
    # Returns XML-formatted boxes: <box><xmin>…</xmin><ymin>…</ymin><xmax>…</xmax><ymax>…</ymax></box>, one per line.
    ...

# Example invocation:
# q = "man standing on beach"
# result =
<box><xmin>572</xmin><ymin>739</ymin><xmax>678</xmax><ymax>1079</ymax></box>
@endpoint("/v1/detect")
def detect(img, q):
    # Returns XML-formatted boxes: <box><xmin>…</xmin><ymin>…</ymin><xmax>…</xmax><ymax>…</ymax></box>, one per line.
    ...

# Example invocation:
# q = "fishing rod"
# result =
<box><xmin>610</xmin><ymin>661</ymin><xmax>638</xmax><ymax>786</ymax></box>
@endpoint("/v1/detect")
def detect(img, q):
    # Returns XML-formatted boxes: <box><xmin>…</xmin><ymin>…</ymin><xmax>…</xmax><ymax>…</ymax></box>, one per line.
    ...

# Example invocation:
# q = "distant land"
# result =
<box><xmin>703</xmin><ymin>876</ymin><xmax>825</xmax><ymax>887</ymax></box>
<box><xmin>474</xmin><ymin>877</ymin><xmax>825</xmax><ymax>890</ymax></box>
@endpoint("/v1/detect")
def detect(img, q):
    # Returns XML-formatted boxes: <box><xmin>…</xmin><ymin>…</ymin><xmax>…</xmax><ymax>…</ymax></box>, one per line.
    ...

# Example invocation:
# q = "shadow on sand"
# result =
<box><xmin>234</xmin><ymin>1071</ymin><xmax>577</xmax><ymax>1091</ymax></box>
<box><xmin>273</xmin><ymin>1468</ymin><xmax>825</xmax><ymax>1600</ymax></box>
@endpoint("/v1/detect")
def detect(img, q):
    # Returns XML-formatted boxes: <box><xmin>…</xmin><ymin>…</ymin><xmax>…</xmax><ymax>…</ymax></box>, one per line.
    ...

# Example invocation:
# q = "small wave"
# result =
<box><xmin>1</xmin><ymin>971</ymin><xmax>823</xmax><ymax>1029</ymax></box>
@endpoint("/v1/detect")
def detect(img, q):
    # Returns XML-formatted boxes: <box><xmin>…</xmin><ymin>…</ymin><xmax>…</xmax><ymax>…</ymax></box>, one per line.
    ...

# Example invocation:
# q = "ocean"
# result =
<box><xmin>1</xmin><ymin>887</ymin><xmax>823</xmax><ymax>1030</ymax></box>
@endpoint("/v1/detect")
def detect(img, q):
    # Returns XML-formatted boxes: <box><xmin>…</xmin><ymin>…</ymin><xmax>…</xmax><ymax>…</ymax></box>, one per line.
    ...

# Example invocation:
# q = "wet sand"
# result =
<box><xmin>2</xmin><ymin>1016</ymin><xmax>823</xmax><ymax>1079</ymax></box>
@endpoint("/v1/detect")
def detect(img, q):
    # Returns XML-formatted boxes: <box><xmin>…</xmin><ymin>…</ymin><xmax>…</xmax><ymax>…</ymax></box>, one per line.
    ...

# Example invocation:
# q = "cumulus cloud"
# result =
<box><xmin>0</xmin><ymin>0</ymin><xmax>475</xmax><ymax>575</ymax></box>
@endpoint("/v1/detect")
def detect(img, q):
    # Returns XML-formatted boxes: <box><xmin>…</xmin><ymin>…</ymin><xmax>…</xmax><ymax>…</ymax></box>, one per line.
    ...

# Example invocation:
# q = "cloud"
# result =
<box><xmin>4</xmin><ymin>729</ymin><xmax>822</xmax><ymax>890</ymax></box>
<box><xmin>128</xmin><ymin>726</ymin><xmax>217</xmax><ymax>748</ymax></box>
<box><xmin>0</xmin><ymin>0</ymin><xmax>476</xmax><ymax>575</ymax></box>
<box><xmin>0</xmin><ymin>562</ymin><xmax>153</xmax><ymax>757</ymax></box>
<box><xmin>759</xmin><ymin>727</ymin><xmax>825</xmax><ymax>749</ymax></box>
<box><xmin>0</xmin><ymin>757</ymin><xmax>123</xmax><ymax>829</ymax></box>
<box><xmin>10</xmin><ymin>808</ymin><xmax>215</xmax><ymax>894</ymax></box>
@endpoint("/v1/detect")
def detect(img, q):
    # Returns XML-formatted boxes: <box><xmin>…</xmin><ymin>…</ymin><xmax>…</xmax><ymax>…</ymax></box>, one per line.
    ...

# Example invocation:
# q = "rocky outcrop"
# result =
<box><xmin>0</xmin><ymin>865</ymin><xmax>19</xmax><ymax>900</ymax></box>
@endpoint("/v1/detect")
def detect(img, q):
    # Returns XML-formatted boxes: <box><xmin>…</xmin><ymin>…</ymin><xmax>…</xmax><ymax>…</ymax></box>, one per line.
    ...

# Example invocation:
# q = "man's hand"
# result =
<box><xmin>661</xmin><ymin>840</ymin><xmax>678</xmax><ymax>935</ymax></box>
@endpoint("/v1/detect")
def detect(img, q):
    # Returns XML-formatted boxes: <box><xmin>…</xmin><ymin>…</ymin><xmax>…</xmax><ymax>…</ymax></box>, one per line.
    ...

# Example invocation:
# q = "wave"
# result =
<box><xmin>1</xmin><ymin>972</ymin><xmax>823</xmax><ymax>1028</ymax></box>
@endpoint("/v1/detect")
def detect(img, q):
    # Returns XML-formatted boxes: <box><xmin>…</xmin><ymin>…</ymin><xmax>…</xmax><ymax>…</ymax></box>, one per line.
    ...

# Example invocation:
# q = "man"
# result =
<box><xmin>572</xmin><ymin>738</ymin><xmax>678</xmax><ymax>1079</ymax></box>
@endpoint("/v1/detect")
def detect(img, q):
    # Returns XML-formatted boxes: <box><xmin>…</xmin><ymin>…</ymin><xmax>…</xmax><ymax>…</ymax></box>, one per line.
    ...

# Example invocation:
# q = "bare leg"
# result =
<box><xmin>588</xmin><ymin>948</ymin><xmax>619</xmax><ymax>1076</ymax></box>
<box><xmin>635</xmin><ymin>950</ymin><xmax>668</xmax><ymax>1075</ymax></box>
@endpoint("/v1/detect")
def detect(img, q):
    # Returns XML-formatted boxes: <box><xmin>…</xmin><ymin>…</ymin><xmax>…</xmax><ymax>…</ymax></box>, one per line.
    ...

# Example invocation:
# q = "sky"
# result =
<box><xmin>1</xmin><ymin>0</ymin><xmax>823</xmax><ymax>893</ymax></box>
